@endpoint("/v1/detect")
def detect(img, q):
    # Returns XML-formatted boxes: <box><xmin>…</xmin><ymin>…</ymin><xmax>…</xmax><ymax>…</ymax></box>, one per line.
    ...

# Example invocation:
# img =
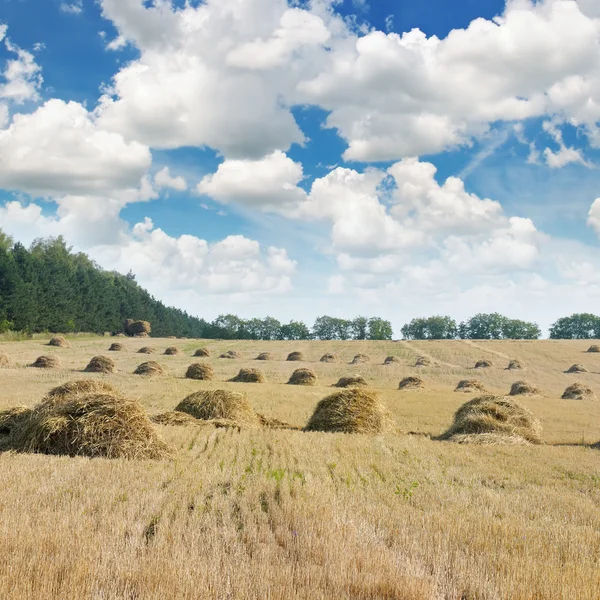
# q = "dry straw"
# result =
<box><xmin>587</xmin><ymin>345</ymin><xmax>600</xmax><ymax>353</ymax></box>
<box><xmin>45</xmin><ymin>379</ymin><xmax>120</xmax><ymax>403</ymax></box>
<box><xmin>351</xmin><ymin>354</ymin><xmax>370</xmax><ymax>365</ymax></box>
<box><xmin>439</xmin><ymin>395</ymin><xmax>542</xmax><ymax>445</ymax></box>
<box><xmin>334</xmin><ymin>376</ymin><xmax>368</xmax><ymax>388</ymax></box>
<box><xmin>84</xmin><ymin>355</ymin><xmax>116</xmax><ymax>374</ymax></box>
<box><xmin>229</xmin><ymin>368</ymin><xmax>266</xmax><ymax>383</ymax></box>
<box><xmin>256</xmin><ymin>352</ymin><xmax>276</xmax><ymax>361</ymax></box>
<box><xmin>399</xmin><ymin>376</ymin><xmax>425</xmax><ymax>390</ymax></box>
<box><xmin>475</xmin><ymin>359</ymin><xmax>493</xmax><ymax>369</ymax></box>
<box><xmin>125</xmin><ymin>320</ymin><xmax>151</xmax><ymax>336</ymax></box>
<box><xmin>566</xmin><ymin>364</ymin><xmax>588</xmax><ymax>373</ymax></box>
<box><xmin>454</xmin><ymin>379</ymin><xmax>488</xmax><ymax>393</ymax></box>
<box><xmin>509</xmin><ymin>380</ymin><xmax>541</xmax><ymax>397</ymax></box>
<box><xmin>288</xmin><ymin>368</ymin><xmax>318</xmax><ymax>386</ymax></box>
<box><xmin>507</xmin><ymin>359</ymin><xmax>523</xmax><ymax>370</ymax></box>
<box><xmin>48</xmin><ymin>336</ymin><xmax>70</xmax><ymax>348</ymax></box>
<box><xmin>31</xmin><ymin>355</ymin><xmax>61</xmax><ymax>369</ymax></box>
<box><xmin>320</xmin><ymin>353</ymin><xmax>338</xmax><ymax>363</ymax></box>
<box><xmin>384</xmin><ymin>356</ymin><xmax>402</xmax><ymax>365</ymax></box>
<box><xmin>109</xmin><ymin>343</ymin><xmax>125</xmax><ymax>352</ymax></box>
<box><xmin>415</xmin><ymin>356</ymin><xmax>432</xmax><ymax>367</ymax></box>
<box><xmin>175</xmin><ymin>389</ymin><xmax>258</xmax><ymax>425</ymax></box>
<box><xmin>220</xmin><ymin>350</ymin><xmax>242</xmax><ymax>359</ymax></box>
<box><xmin>134</xmin><ymin>361</ymin><xmax>164</xmax><ymax>377</ymax></box>
<box><xmin>185</xmin><ymin>362</ymin><xmax>214</xmax><ymax>381</ymax></box>
<box><xmin>0</xmin><ymin>351</ymin><xmax>11</xmax><ymax>367</ymax></box>
<box><xmin>193</xmin><ymin>348</ymin><xmax>210</xmax><ymax>358</ymax></box>
<box><xmin>287</xmin><ymin>351</ymin><xmax>305</xmax><ymax>361</ymax></box>
<box><xmin>562</xmin><ymin>383</ymin><xmax>596</xmax><ymax>401</ymax></box>
<box><xmin>151</xmin><ymin>411</ymin><xmax>203</xmax><ymax>426</ymax></box>
<box><xmin>304</xmin><ymin>389</ymin><xmax>396</xmax><ymax>434</ymax></box>
<box><xmin>0</xmin><ymin>406</ymin><xmax>31</xmax><ymax>439</ymax></box>
<box><xmin>256</xmin><ymin>414</ymin><xmax>301</xmax><ymax>430</ymax></box>
<box><xmin>164</xmin><ymin>346</ymin><xmax>180</xmax><ymax>356</ymax></box>
<box><xmin>137</xmin><ymin>346</ymin><xmax>155</xmax><ymax>354</ymax></box>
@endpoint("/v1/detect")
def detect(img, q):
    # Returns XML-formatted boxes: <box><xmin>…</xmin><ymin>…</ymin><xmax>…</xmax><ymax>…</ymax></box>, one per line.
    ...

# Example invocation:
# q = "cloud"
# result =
<box><xmin>1</xmin><ymin>33</ymin><xmax>43</xmax><ymax>104</ymax></box>
<box><xmin>0</xmin><ymin>99</ymin><xmax>152</xmax><ymax>196</ymax></box>
<box><xmin>587</xmin><ymin>197</ymin><xmax>600</xmax><ymax>235</ymax></box>
<box><xmin>60</xmin><ymin>1</ymin><xmax>83</xmax><ymax>15</ymax></box>
<box><xmin>154</xmin><ymin>167</ymin><xmax>187</xmax><ymax>192</ymax></box>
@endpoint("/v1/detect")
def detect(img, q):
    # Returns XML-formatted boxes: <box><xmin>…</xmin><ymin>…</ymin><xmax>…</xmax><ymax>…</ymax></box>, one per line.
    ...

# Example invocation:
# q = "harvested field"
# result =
<box><xmin>0</xmin><ymin>351</ymin><xmax>10</xmax><ymax>367</ymax></box>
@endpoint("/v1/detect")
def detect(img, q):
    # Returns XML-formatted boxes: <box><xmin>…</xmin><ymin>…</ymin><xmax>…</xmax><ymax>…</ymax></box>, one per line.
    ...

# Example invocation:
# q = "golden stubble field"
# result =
<box><xmin>1</xmin><ymin>336</ymin><xmax>599</xmax><ymax>600</ymax></box>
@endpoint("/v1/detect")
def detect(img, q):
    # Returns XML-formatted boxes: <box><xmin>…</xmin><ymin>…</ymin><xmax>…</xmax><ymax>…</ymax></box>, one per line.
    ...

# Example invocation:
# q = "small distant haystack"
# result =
<box><xmin>164</xmin><ymin>346</ymin><xmax>180</xmax><ymax>356</ymax></box>
<box><xmin>138</xmin><ymin>346</ymin><xmax>155</xmax><ymax>354</ymax></box>
<box><xmin>288</xmin><ymin>368</ymin><xmax>318</xmax><ymax>386</ymax></box>
<box><xmin>562</xmin><ymin>383</ymin><xmax>596</xmax><ymax>401</ymax></box>
<box><xmin>219</xmin><ymin>350</ymin><xmax>242</xmax><ymax>359</ymax></box>
<box><xmin>256</xmin><ymin>352</ymin><xmax>275</xmax><ymax>361</ymax></box>
<box><xmin>384</xmin><ymin>356</ymin><xmax>401</xmax><ymax>365</ymax></box>
<box><xmin>334</xmin><ymin>376</ymin><xmax>368</xmax><ymax>388</ymax></box>
<box><xmin>31</xmin><ymin>355</ymin><xmax>61</xmax><ymax>369</ymax></box>
<box><xmin>0</xmin><ymin>351</ymin><xmax>11</xmax><ymax>367</ymax></box>
<box><xmin>229</xmin><ymin>368</ymin><xmax>266</xmax><ymax>383</ymax></box>
<box><xmin>320</xmin><ymin>353</ymin><xmax>338</xmax><ymax>363</ymax></box>
<box><xmin>109</xmin><ymin>343</ymin><xmax>125</xmax><ymax>352</ymax></box>
<box><xmin>566</xmin><ymin>364</ymin><xmax>588</xmax><ymax>374</ymax></box>
<box><xmin>124</xmin><ymin>320</ymin><xmax>151</xmax><ymax>337</ymax></box>
<box><xmin>151</xmin><ymin>412</ymin><xmax>201</xmax><ymax>426</ymax></box>
<box><xmin>175</xmin><ymin>389</ymin><xmax>258</xmax><ymax>425</ymax></box>
<box><xmin>304</xmin><ymin>389</ymin><xmax>396</xmax><ymax>434</ymax></box>
<box><xmin>415</xmin><ymin>356</ymin><xmax>432</xmax><ymax>367</ymax></box>
<box><xmin>134</xmin><ymin>361</ymin><xmax>164</xmax><ymax>377</ymax></box>
<box><xmin>587</xmin><ymin>345</ymin><xmax>600</xmax><ymax>353</ymax></box>
<box><xmin>475</xmin><ymin>359</ymin><xmax>493</xmax><ymax>369</ymax></box>
<box><xmin>399</xmin><ymin>376</ymin><xmax>425</xmax><ymax>390</ymax></box>
<box><xmin>46</xmin><ymin>379</ymin><xmax>119</xmax><ymax>402</ymax></box>
<box><xmin>10</xmin><ymin>393</ymin><xmax>172</xmax><ymax>459</ymax></box>
<box><xmin>507</xmin><ymin>359</ymin><xmax>523</xmax><ymax>371</ymax></box>
<box><xmin>185</xmin><ymin>363</ymin><xmax>214</xmax><ymax>381</ymax></box>
<box><xmin>48</xmin><ymin>336</ymin><xmax>70</xmax><ymax>348</ymax></box>
<box><xmin>351</xmin><ymin>354</ymin><xmax>370</xmax><ymax>365</ymax></box>
<box><xmin>84</xmin><ymin>355</ymin><xmax>116</xmax><ymax>374</ymax></box>
<box><xmin>455</xmin><ymin>379</ymin><xmax>488</xmax><ymax>394</ymax></box>
<box><xmin>287</xmin><ymin>351</ymin><xmax>305</xmax><ymax>362</ymax></box>
<box><xmin>194</xmin><ymin>348</ymin><xmax>210</xmax><ymax>358</ymax></box>
<box><xmin>509</xmin><ymin>380</ymin><xmax>541</xmax><ymax>397</ymax></box>
<box><xmin>439</xmin><ymin>395</ymin><xmax>542</xmax><ymax>445</ymax></box>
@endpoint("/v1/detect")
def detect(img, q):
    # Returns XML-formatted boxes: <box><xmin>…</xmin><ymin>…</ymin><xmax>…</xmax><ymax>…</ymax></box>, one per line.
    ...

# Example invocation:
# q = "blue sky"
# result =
<box><xmin>1</xmin><ymin>0</ymin><xmax>600</xmax><ymax>335</ymax></box>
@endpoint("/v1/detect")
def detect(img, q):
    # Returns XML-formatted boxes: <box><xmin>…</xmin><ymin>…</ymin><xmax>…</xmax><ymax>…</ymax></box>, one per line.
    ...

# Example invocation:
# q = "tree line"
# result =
<box><xmin>0</xmin><ymin>232</ymin><xmax>597</xmax><ymax>340</ymax></box>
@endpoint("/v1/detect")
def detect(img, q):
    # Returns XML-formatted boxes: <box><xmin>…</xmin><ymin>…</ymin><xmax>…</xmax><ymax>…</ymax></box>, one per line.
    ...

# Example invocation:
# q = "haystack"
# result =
<box><xmin>454</xmin><ymin>379</ymin><xmax>487</xmax><ymax>393</ymax></box>
<box><xmin>566</xmin><ymin>364</ymin><xmax>588</xmax><ymax>373</ymax></box>
<box><xmin>48</xmin><ymin>336</ymin><xmax>70</xmax><ymax>348</ymax></box>
<box><xmin>475</xmin><ymin>359</ymin><xmax>493</xmax><ymax>369</ymax></box>
<box><xmin>109</xmin><ymin>343</ymin><xmax>125</xmax><ymax>352</ymax></box>
<box><xmin>333</xmin><ymin>376</ymin><xmax>368</xmax><ymax>388</ymax></box>
<box><xmin>31</xmin><ymin>355</ymin><xmax>61</xmax><ymax>369</ymax></box>
<box><xmin>562</xmin><ymin>383</ymin><xmax>596</xmax><ymax>401</ymax></box>
<box><xmin>587</xmin><ymin>345</ymin><xmax>600</xmax><ymax>353</ymax></box>
<box><xmin>507</xmin><ymin>359</ymin><xmax>523</xmax><ymax>370</ymax></box>
<box><xmin>256</xmin><ymin>352</ymin><xmax>275</xmax><ymax>361</ymax></box>
<box><xmin>185</xmin><ymin>362</ymin><xmax>214</xmax><ymax>381</ymax></box>
<box><xmin>287</xmin><ymin>351</ymin><xmax>305</xmax><ymax>361</ymax></box>
<box><xmin>138</xmin><ymin>346</ymin><xmax>156</xmax><ymax>354</ymax></box>
<box><xmin>320</xmin><ymin>353</ymin><xmax>338</xmax><ymax>363</ymax></box>
<box><xmin>229</xmin><ymin>368</ymin><xmax>266</xmax><ymax>383</ymax></box>
<box><xmin>134</xmin><ymin>332</ymin><xmax>149</xmax><ymax>338</ymax></box>
<box><xmin>509</xmin><ymin>380</ymin><xmax>541</xmax><ymax>397</ymax></box>
<box><xmin>350</xmin><ymin>354</ymin><xmax>370</xmax><ymax>365</ymax></box>
<box><xmin>164</xmin><ymin>346</ymin><xmax>180</xmax><ymax>356</ymax></box>
<box><xmin>399</xmin><ymin>376</ymin><xmax>425</xmax><ymax>390</ymax></box>
<box><xmin>415</xmin><ymin>356</ymin><xmax>432</xmax><ymax>367</ymax></box>
<box><xmin>84</xmin><ymin>355</ymin><xmax>116</xmax><ymax>374</ymax></box>
<box><xmin>10</xmin><ymin>393</ymin><xmax>172</xmax><ymax>459</ymax></box>
<box><xmin>194</xmin><ymin>348</ymin><xmax>210</xmax><ymax>358</ymax></box>
<box><xmin>45</xmin><ymin>379</ymin><xmax>120</xmax><ymax>402</ymax></box>
<box><xmin>220</xmin><ymin>350</ymin><xmax>242</xmax><ymax>359</ymax></box>
<box><xmin>134</xmin><ymin>361</ymin><xmax>164</xmax><ymax>377</ymax></box>
<box><xmin>288</xmin><ymin>368</ymin><xmax>318</xmax><ymax>386</ymax></box>
<box><xmin>0</xmin><ymin>406</ymin><xmax>31</xmax><ymax>437</ymax></box>
<box><xmin>438</xmin><ymin>395</ymin><xmax>542</xmax><ymax>445</ymax></box>
<box><xmin>384</xmin><ymin>356</ymin><xmax>401</xmax><ymax>365</ymax></box>
<box><xmin>0</xmin><ymin>351</ymin><xmax>11</xmax><ymax>367</ymax></box>
<box><xmin>175</xmin><ymin>390</ymin><xmax>258</xmax><ymax>425</ymax></box>
<box><xmin>304</xmin><ymin>389</ymin><xmax>396</xmax><ymax>434</ymax></box>
<box><xmin>124</xmin><ymin>320</ymin><xmax>151</xmax><ymax>337</ymax></box>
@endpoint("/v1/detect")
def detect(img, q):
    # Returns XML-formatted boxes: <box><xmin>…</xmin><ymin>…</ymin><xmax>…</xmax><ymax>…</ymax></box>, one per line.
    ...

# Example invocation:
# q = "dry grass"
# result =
<box><xmin>256</xmin><ymin>352</ymin><xmax>276</xmax><ymax>361</ymax></box>
<box><xmin>288</xmin><ymin>368</ymin><xmax>318</xmax><ymax>386</ymax></box>
<box><xmin>415</xmin><ymin>355</ymin><xmax>432</xmax><ymax>367</ymax></box>
<box><xmin>507</xmin><ymin>359</ymin><xmax>523</xmax><ymax>370</ymax></box>
<box><xmin>133</xmin><ymin>361</ymin><xmax>164</xmax><ymax>377</ymax></box>
<box><xmin>30</xmin><ymin>355</ymin><xmax>61</xmax><ymax>369</ymax></box>
<box><xmin>229</xmin><ymin>368</ymin><xmax>266</xmax><ymax>383</ymax></box>
<box><xmin>304</xmin><ymin>389</ymin><xmax>396</xmax><ymax>434</ymax></box>
<box><xmin>48</xmin><ymin>336</ymin><xmax>70</xmax><ymax>348</ymax></box>
<box><xmin>320</xmin><ymin>353</ymin><xmax>337</xmax><ymax>363</ymax></box>
<box><xmin>333</xmin><ymin>376</ymin><xmax>368</xmax><ymax>388</ymax></box>
<box><xmin>137</xmin><ymin>346</ymin><xmax>155</xmax><ymax>354</ymax></box>
<box><xmin>566</xmin><ymin>363</ymin><xmax>588</xmax><ymax>373</ymax></box>
<box><xmin>439</xmin><ymin>395</ymin><xmax>542</xmax><ymax>445</ymax></box>
<box><xmin>193</xmin><ymin>347</ymin><xmax>211</xmax><ymax>358</ymax></box>
<box><xmin>150</xmin><ymin>411</ymin><xmax>204</xmax><ymax>426</ymax></box>
<box><xmin>562</xmin><ymin>383</ymin><xmax>597</xmax><ymax>401</ymax></box>
<box><xmin>175</xmin><ymin>390</ymin><xmax>258</xmax><ymax>425</ymax></box>
<box><xmin>351</xmin><ymin>353</ymin><xmax>370</xmax><ymax>364</ymax></box>
<box><xmin>509</xmin><ymin>380</ymin><xmax>542</xmax><ymax>397</ymax></box>
<box><xmin>475</xmin><ymin>359</ymin><xmax>493</xmax><ymax>369</ymax></box>
<box><xmin>287</xmin><ymin>351</ymin><xmax>304</xmax><ymax>362</ymax></box>
<box><xmin>108</xmin><ymin>342</ymin><xmax>125</xmax><ymax>352</ymax></box>
<box><xmin>185</xmin><ymin>362</ymin><xmax>214</xmax><ymax>381</ymax></box>
<box><xmin>45</xmin><ymin>379</ymin><xmax>120</xmax><ymax>401</ymax></box>
<box><xmin>399</xmin><ymin>376</ymin><xmax>425</xmax><ymax>390</ymax></box>
<box><xmin>84</xmin><ymin>355</ymin><xmax>116</xmax><ymax>374</ymax></box>
<box><xmin>384</xmin><ymin>355</ymin><xmax>401</xmax><ymax>365</ymax></box>
<box><xmin>455</xmin><ymin>379</ymin><xmax>488</xmax><ymax>393</ymax></box>
<box><xmin>220</xmin><ymin>350</ymin><xmax>242</xmax><ymax>359</ymax></box>
<box><xmin>0</xmin><ymin>350</ymin><xmax>11</xmax><ymax>367</ymax></box>
<box><xmin>164</xmin><ymin>346</ymin><xmax>180</xmax><ymax>356</ymax></box>
<box><xmin>0</xmin><ymin>406</ymin><xmax>31</xmax><ymax>441</ymax></box>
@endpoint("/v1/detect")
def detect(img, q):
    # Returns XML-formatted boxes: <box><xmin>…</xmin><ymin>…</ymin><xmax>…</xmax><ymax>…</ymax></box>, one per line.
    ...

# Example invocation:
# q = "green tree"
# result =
<box><xmin>367</xmin><ymin>317</ymin><xmax>393</xmax><ymax>340</ymax></box>
<box><xmin>549</xmin><ymin>313</ymin><xmax>600</xmax><ymax>339</ymax></box>
<box><xmin>401</xmin><ymin>316</ymin><xmax>457</xmax><ymax>340</ymax></box>
<box><xmin>279</xmin><ymin>320</ymin><xmax>311</xmax><ymax>340</ymax></box>
<box><xmin>352</xmin><ymin>316</ymin><xmax>368</xmax><ymax>340</ymax></box>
